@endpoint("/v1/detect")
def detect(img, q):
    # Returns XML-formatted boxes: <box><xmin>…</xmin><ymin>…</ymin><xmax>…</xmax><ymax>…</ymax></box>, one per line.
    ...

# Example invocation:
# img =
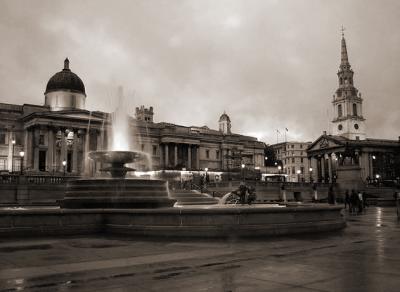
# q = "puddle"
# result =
<box><xmin>0</xmin><ymin>244</ymin><xmax>52</xmax><ymax>253</ymax></box>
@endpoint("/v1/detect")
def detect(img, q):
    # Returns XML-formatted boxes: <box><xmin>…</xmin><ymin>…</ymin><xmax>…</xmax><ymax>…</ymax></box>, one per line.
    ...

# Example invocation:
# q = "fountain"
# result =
<box><xmin>0</xmin><ymin>88</ymin><xmax>345</xmax><ymax>238</ymax></box>
<box><xmin>60</xmin><ymin>150</ymin><xmax>176</xmax><ymax>209</ymax></box>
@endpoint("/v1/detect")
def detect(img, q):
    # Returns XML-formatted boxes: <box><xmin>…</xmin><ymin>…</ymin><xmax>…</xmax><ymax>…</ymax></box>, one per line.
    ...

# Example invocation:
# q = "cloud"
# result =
<box><xmin>0</xmin><ymin>0</ymin><xmax>399</xmax><ymax>144</ymax></box>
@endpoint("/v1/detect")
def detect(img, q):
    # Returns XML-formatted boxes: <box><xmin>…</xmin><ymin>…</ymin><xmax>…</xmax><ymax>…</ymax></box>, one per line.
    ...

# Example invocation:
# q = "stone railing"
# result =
<box><xmin>0</xmin><ymin>174</ymin><xmax>80</xmax><ymax>185</ymax></box>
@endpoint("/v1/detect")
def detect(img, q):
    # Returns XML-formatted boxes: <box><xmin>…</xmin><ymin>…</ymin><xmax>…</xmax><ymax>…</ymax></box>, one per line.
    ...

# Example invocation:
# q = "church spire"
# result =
<box><xmin>340</xmin><ymin>26</ymin><xmax>351</xmax><ymax>70</ymax></box>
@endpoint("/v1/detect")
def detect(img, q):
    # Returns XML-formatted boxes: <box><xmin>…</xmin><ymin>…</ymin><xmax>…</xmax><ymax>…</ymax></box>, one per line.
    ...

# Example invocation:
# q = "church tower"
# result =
<box><xmin>331</xmin><ymin>29</ymin><xmax>366</xmax><ymax>140</ymax></box>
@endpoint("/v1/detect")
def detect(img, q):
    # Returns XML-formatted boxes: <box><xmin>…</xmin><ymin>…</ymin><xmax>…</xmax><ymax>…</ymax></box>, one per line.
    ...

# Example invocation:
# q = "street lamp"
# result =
<box><xmin>241</xmin><ymin>163</ymin><xmax>245</xmax><ymax>181</ymax></box>
<box><xmin>62</xmin><ymin>160</ymin><xmax>67</xmax><ymax>176</ymax></box>
<box><xmin>11</xmin><ymin>139</ymin><xmax>16</xmax><ymax>173</ymax></box>
<box><xmin>19</xmin><ymin>151</ymin><xmax>24</xmax><ymax>175</ymax></box>
<box><xmin>296</xmin><ymin>169</ymin><xmax>301</xmax><ymax>182</ymax></box>
<box><xmin>309</xmin><ymin>167</ymin><xmax>313</xmax><ymax>183</ymax></box>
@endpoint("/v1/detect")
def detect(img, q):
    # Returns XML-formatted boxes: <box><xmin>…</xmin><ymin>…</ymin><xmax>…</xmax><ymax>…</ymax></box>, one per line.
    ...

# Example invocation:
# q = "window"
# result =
<box><xmin>338</xmin><ymin>124</ymin><xmax>343</xmax><ymax>131</ymax></box>
<box><xmin>0</xmin><ymin>157</ymin><xmax>7</xmax><ymax>170</ymax></box>
<box><xmin>301</xmin><ymin>158</ymin><xmax>303</xmax><ymax>163</ymax></box>
<box><xmin>356</xmin><ymin>136</ymin><xmax>360</xmax><ymax>140</ymax></box>
<box><xmin>291</xmin><ymin>144</ymin><xmax>294</xmax><ymax>148</ymax></box>
<box><xmin>39</xmin><ymin>135</ymin><xmax>45</xmax><ymax>145</ymax></box>
<box><xmin>292</xmin><ymin>166</ymin><xmax>295</xmax><ymax>174</ymax></box>
<box><xmin>292</xmin><ymin>158</ymin><xmax>295</xmax><ymax>163</ymax></box>
<box><xmin>0</xmin><ymin>132</ymin><xmax>5</xmax><ymax>144</ymax></box>
<box><xmin>300</xmin><ymin>144</ymin><xmax>303</xmax><ymax>149</ymax></box>
<box><xmin>206</xmin><ymin>150</ymin><xmax>210</xmax><ymax>159</ymax></box>
<box><xmin>338</xmin><ymin>104</ymin><xmax>343</xmax><ymax>117</ymax></box>
<box><xmin>339</xmin><ymin>77</ymin><xmax>343</xmax><ymax>85</ymax></box>
<box><xmin>141</xmin><ymin>144</ymin><xmax>145</xmax><ymax>151</ymax></box>
<box><xmin>354</xmin><ymin>124</ymin><xmax>359</xmax><ymax>130</ymax></box>
<box><xmin>216</xmin><ymin>150</ymin><xmax>220</xmax><ymax>159</ymax></box>
<box><xmin>353</xmin><ymin>103</ymin><xmax>357</xmax><ymax>116</ymax></box>
<box><xmin>152</xmin><ymin>145</ymin><xmax>157</xmax><ymax>156</ymax></box>
<box><xmin>300</xmin><ymin>151</ymin><xmax>303</xmax><ymax>156</ymax></box>
<box><xmin>300</xmin><ymin>166</ymin><xmax>304</xmax><ymax>174</ymax></box>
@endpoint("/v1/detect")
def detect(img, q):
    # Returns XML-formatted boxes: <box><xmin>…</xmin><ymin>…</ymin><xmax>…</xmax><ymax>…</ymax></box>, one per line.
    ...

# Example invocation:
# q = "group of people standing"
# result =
<box><xmin>344</xmin><ymin>190</ymin><xmax>367</xmax><ymax>214</ymax></box>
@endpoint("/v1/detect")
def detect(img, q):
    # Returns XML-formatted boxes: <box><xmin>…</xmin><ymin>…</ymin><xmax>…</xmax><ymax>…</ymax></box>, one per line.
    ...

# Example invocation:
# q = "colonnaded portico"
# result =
<box><xmin>308</xmin><ymin>134</ymin><xmax>400</xmax><ymax>186</ymax></box>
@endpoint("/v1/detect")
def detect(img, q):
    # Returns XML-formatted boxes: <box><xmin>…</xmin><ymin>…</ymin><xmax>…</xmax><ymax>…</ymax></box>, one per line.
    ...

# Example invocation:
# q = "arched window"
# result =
<box><xmin>339</xmin><ymin>77</ymin><xmax>343</xmax><ymax>85</ymax></box>
<box><xmin>344</xmin><ymin>77</ymin><xmax>348</xmax><ymax>84</ymax></box>
<box><xmin>338</xmin><ymin>104</ymin><xmax>343</xmax><ymax>117</ymax></box>
<box><xmin>353</xmin><ymin>103</ymin><xmax>357</xmax><ymax>116</ymax></box>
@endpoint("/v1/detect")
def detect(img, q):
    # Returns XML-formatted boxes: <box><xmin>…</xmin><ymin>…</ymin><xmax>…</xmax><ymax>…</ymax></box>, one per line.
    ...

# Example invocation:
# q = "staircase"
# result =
<box><xmin>169</xmin><ymin>189</ymin><xmax>220</xmax><ymax>206</ymax></box>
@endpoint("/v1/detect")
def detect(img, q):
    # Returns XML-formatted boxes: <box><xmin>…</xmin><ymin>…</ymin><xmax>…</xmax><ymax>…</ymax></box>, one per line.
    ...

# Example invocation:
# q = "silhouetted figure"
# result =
<box><xmin>362</xmin><ymin>191</ymin><xmax>368</xmax><ymax>208</ymax></box>
<box><xmin>328</xmin><ymin>186</ymin><xmax>335</xmax><ymax>205</ymax></box>
<box><xmin>358</xmin><ymin>191</ymin><xmax>364</xmax><ymax>214</ymax></box>
<box><xmin>247</xmin><ymin>186</ymin><xmax>257</xmax><ymax>205</ymax></box>
<box><xmin>238</xmin><ymin>182</ymin><xmax>247</xmax><ymax>205</ymax></box>
<box><xmin>350</xmin><ymin>190</ymin><xmax>358</xmax><ymax>215</ymax></box>
<box><xmin>344</xmin><ymin>190</ymin><xmax>350</xmax><ymax>209</ymax></box>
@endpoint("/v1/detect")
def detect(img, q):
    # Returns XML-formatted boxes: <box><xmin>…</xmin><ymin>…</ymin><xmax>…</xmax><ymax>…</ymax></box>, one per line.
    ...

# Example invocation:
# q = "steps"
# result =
<box><xmin>169</xmin><ymin>190</ymin><xmax>219</xmax><ymax>206</ymax></box>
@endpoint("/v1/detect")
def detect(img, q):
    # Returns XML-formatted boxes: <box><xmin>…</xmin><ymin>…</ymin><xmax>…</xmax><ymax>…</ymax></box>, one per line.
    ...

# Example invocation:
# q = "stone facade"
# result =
<box><xmin>307</xmin><ymin>34</ymin><xmax>400</xmax><ymax>185</ymax></box>
<box><xmin>271</xmin><ymin>141</ymin><xmax>312</xmax><ymax>182</ymax></box>
<box><xmin>0</xmin><ymin>60</ymin><xmax>264</xmax><ymax>175</ymax></box>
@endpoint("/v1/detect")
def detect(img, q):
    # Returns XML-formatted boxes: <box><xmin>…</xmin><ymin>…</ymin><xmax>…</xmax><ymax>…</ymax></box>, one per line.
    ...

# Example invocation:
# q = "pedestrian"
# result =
<box><xmin>350</xmin><ymin>190</ymin><xmax>358</xmax><ymax>215</ymax></box>
<box><xmin>344</xmin><ymin>190</ymin><xmax>350</xmax><ymax>209</ymax></box>
<box><xmin>362</xmin><ymin>191</ymin><xmax>368</xmax><ymax>209</ymax></box>
<box><xmin>358</xmin><ymin>191</ymin><xmax>364</xmax><ymax>214</ymax></box>
<box><xmin>328</xmin><ymin>186</ymin><xmax>335</xmax><ymax>205</ymax></box>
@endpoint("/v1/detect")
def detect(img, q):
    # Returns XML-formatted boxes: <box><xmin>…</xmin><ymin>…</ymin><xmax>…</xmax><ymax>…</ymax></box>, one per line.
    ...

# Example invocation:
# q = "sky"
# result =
<box><xmin>0</xmin><ymin>0</ymin><xmax>399</xmax><ymax>144</ymax></box>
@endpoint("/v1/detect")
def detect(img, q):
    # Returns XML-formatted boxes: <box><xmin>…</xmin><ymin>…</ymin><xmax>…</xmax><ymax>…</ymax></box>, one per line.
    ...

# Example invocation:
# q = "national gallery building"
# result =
<box><xmin>0</xmin><ymin>59</ymin><xmax>265</xmax><ymax>175</ymax></box>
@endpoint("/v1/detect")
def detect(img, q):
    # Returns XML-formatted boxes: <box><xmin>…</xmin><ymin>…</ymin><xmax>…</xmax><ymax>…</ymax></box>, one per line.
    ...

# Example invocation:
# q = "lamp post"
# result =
<box><xmin>241</xmin><ymin>163</ymin><xmax>245</xmax><ymax>181</ymax></box>
<box><xmin>309</xmin><ymin>167</ymin><xmax>313</xmax><ymax>183</ymax></box>
<box><xmin>19</xmin><ymin>151</ymin><xmax>24</xmax><ymax>175</ymax></box>
<box><xmin>62</xmin><ymin>160</ymin><xmax>67</xmax><ymax>176</ymax></box>
<box><xmin>297</xmin><ymin>169</ymin><xmax>301</xmax><ymax>183</ymax></box>
<box><xmin>11</xmin><ymin>139</ymin><xmax>15</xmax><ymax>173</ymax></box>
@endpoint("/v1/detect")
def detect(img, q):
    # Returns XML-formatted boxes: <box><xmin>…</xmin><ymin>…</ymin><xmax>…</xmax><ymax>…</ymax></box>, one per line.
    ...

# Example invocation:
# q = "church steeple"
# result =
<box><xmin>331</xmin><ymin>28</ymin><xmax>366</xmax><ymax>140</ymax></box>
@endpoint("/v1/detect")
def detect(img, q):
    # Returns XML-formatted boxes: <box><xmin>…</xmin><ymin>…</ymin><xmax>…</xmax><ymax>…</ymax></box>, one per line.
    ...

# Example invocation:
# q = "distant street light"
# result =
<box><xmin>297</xmin><ymin>169</ymin><xmax>301</xmax><ymax>182</ymax></box>
<box><xmin>309</xmin><ymin>167</ymin><xmax>313</xmax><ymax>182</ymax></box>
<box><xmin>241</xmin><ymin>163</ymin><xmax>245</xmax><ymax>181</ymax></box>
<box><xmin>11</xmin><ymin>139</ymin><xmax>15</xmax><ymax>173</ymax></box>
<box><xmin>19</xmin><ymin>151</ymin><xmax>24</xmax><ymax>175</ymax></box>
<box><xmin>62</xmin><ymin>160</ymin><xmax>67</xmax><ymax>176</ymax></box>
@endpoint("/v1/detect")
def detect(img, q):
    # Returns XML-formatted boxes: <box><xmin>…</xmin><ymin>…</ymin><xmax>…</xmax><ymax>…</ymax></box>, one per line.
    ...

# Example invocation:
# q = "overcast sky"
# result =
<box><xmin>0</xmin><ymin>0</ymin><xmax>399</xmax><ymax>144</ymax></box>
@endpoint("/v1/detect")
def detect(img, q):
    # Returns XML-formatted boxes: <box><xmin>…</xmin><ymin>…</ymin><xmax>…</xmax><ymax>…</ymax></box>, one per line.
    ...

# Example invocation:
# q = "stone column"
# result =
<box><xmin>174</xmin><ymin>144</ymin><xmax>178</xmax><ymax>167</ymax></box>
<box><xmin>81</xmin><ymin>130</ymin><xmax>87</xmax><ymax>174</ymax></box>
<box><xmin>321</xmin><ymin>156</ymin><xmax>326</xmax><ymax>182</ymax></box>
<box><xmin>72</xmin><ymin>129</ymin><xmax>78</xmax><ymax>173</ymax></box>
<box><xmin>24</xmin><ymin>129</ymin><xmax>30</xmax><ymax>170</ymax></box>
<box><xmin>7</xmin><ymin>129</ymin><xmax>13</xmax><ymax>172</ymax></box>
<box><xmin>60</xmin><ymin>129</ymin><xmax>67</xmax><ymax>172</ymax></box>
<box><xmin>328</xmin><ymin>154</ymin><xmax>333</xmax><ymax>183</ymax></box>
<box><xmin>33</xmin><ymin>127</ymin><xmax>40</xmax><ymax>171</ymax></box>
<box><xmin>311</xmin><ymin>157</ymin><xmax>318</xmax><ymax>182</ymax></box>
<box><xmin>196</xmin><ymin>146</ymin><xmax>200</xmax><ymax>170</ymax></box>
<box><xmin>369</xmin><ymin>153</ymin><xmax>374</xmax><ymax>178</ymax></box>
<box><xmin>47</xmin><ymin>127</ymin><xmax>55</xmax><ymax>173</ymax></box>
<box><xmin>164</xmin><ymin>144</ymin><xmax>169</xmax><ymax>168</ymax></box>
<box><xmin>187</xmin><ymin>145</ymin><xmax>192</xmax><ymax>169</ymax></box>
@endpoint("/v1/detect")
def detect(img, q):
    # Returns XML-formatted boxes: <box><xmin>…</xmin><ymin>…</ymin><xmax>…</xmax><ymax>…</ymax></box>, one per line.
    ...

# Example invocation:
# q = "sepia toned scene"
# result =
<box><xmin>0</xmin><ymin>1</ymin><xmax>399</xmax><ymax>291</ymax></box>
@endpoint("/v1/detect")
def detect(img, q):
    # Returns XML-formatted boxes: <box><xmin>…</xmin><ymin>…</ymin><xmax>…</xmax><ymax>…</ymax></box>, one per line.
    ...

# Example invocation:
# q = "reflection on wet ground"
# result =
<box><xmin>0</xmin><ymin>206</ymin><xmax>399</xmax><ymax>291</ymax></box>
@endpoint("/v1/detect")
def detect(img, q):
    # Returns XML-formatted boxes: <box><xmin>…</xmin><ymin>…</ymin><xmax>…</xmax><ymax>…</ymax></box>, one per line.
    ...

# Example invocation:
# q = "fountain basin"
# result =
<box><xmin>0</xmin><ymin>205</ymin><xmax>345</xmax><ymax>238</ymax></box>
<box><xmin>60</xmin><ymin>178</ymin><xmax>176</xmax><ymax>208</ymax></box>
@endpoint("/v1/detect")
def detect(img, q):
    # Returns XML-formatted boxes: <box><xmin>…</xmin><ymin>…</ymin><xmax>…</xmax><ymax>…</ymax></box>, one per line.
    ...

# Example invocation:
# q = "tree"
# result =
<box><xmin>264</xmin><ymin>145</ymin><xmax>281</xmax><ymax>167</ymax></box>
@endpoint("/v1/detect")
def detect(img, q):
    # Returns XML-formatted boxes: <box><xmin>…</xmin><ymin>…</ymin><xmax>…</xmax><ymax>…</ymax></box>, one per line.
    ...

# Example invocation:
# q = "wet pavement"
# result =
<box><xmin>0</xmin><ymin>206</ymin><xmax>399</xmax><ymax>291</ymax></box>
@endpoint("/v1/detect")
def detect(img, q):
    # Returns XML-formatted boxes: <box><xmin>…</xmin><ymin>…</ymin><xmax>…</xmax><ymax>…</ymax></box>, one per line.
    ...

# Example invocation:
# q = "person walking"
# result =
<box><xmin>344</xmin><ymin>190</ymin><xmax>350</xmax><ymax>210</ymax></box>
<box><xmin>328</xmin><ymin>186</ymin><xmax>335</xmax><ymax>205</ymax></box>
<box><xmin>358</xmin><ymin>191</ymin><xmax>364</xmax><ymax>214</ymax></box>
<box><xmin>350</xmin><ymin>190</ymin><xmax>358</xmax><ymax>215</ymax></box>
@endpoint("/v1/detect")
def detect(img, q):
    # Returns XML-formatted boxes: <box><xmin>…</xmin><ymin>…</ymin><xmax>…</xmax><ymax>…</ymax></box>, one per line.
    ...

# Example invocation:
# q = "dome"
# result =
<box><xmin>219</xmin><ymin>112</ymin><xmax>231</xmax><ymax>122</ymax></box>
<box><xmin>45</xmin><ymin>58</ymin><xmax>86</xmax><ymax>96</ymax></box>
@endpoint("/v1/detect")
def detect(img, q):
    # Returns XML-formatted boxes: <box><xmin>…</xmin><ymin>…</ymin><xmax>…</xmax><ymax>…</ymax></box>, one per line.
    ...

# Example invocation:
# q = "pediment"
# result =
<box><xmin>308</xmin><ymin>135</ymin><xmax>346</xmax><ymax>152</ymax></box>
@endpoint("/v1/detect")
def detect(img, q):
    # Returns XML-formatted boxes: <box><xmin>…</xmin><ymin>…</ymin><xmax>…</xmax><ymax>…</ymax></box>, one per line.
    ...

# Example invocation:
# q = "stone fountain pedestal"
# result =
<box><xmin>59</xmin><ymin>151</ymin><xmax>176</xmax><ymax>209</ymax></box>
